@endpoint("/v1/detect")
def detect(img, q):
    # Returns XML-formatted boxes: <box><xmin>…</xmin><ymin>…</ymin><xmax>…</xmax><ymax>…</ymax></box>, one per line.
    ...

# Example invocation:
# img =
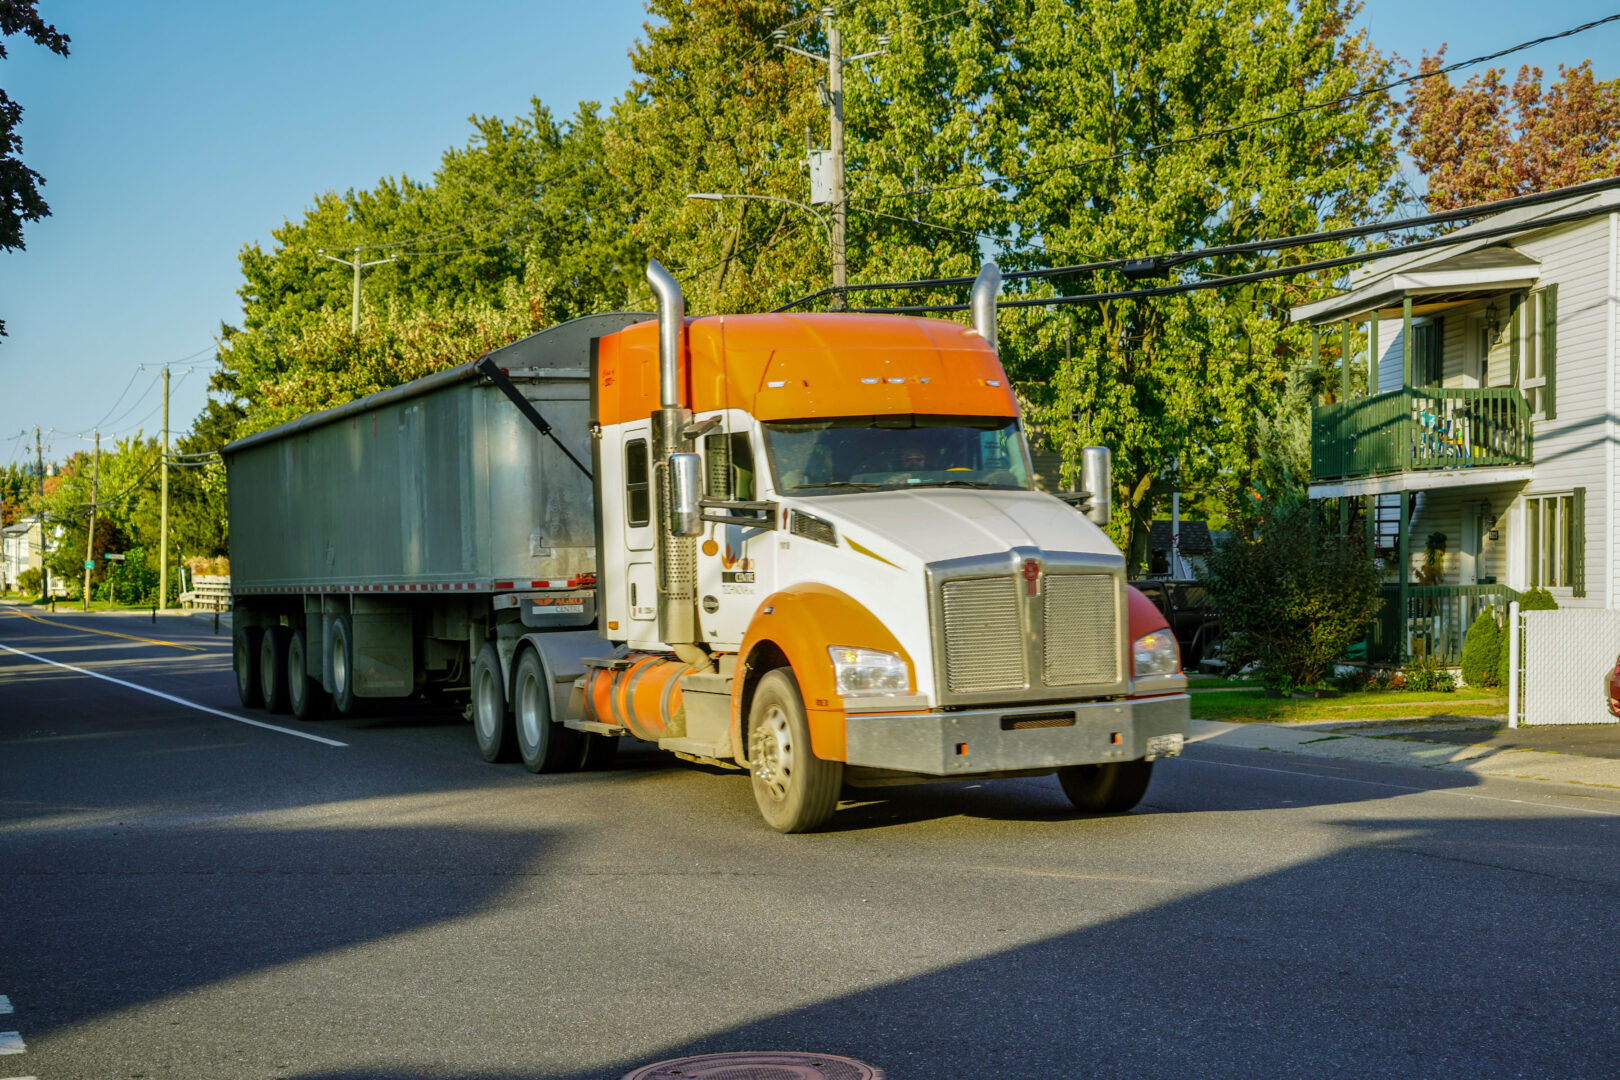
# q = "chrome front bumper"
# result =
<box><xmin>843</xmin><ymin>694</ymin><xmax>1190</xmax><ymax>776</ymax></box>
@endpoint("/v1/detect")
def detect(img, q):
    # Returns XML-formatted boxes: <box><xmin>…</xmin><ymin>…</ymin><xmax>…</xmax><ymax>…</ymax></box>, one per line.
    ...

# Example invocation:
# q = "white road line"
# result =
<box><xmin>0</xmin><ymin>642</ymin><xmax>347</xmax><ymax>748</ymax></box>
<box><xmin>1181</xmin><ymin>754</ymin><xmax>1620</xmax><ymax>820</ymax></box>
<box><xmin>0</xmin><ymin>1031</ymin><xmax>23</xmax><ymax>1053</ymax></box>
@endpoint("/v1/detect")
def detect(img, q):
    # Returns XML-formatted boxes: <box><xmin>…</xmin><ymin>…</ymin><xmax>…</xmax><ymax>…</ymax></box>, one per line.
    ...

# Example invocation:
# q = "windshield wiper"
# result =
<box><xmin>786</xmin><ymin>481</ymin><xmax>888</xmax><ymax>492</ymax></box>
<box><xmin>908</xmin><ymin>479</ymin><xmax>999</xmax><ymax>489</ymax></box>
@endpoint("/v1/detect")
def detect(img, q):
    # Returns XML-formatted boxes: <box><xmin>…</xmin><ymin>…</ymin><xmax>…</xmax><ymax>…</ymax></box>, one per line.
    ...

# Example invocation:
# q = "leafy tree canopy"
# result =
<box><xmin>1401</xmin><ymin>51</ymin><xmax>1620</xmax><ymax>211</ymax></box>
<box><xmin>1</xmin><ymin>0</ymin><xmax>70</xmax><ymax>338</ymax></box>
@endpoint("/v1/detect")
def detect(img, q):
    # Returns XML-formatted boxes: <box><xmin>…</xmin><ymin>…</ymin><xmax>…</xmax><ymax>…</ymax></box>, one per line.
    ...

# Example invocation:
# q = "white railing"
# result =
<box><xmin>180</xmin><ymin>574</ymin><xmax>231</xmax><ymax>611</ymax></box>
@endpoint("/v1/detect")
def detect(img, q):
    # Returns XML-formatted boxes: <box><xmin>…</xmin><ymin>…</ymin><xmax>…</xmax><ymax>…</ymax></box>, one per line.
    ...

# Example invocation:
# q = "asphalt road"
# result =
<box><xmin>3</xmin><ymin>603</ymin><xmax>1620</xmax><ymax>1080</ymax></box>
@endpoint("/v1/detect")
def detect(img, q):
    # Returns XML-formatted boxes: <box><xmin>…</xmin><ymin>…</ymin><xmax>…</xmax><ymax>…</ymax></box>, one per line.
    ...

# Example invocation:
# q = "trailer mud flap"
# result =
<box><xmin>351</xmin><ymin>599</ymin><xmax>413</xmax><ymax>698</ymax></box>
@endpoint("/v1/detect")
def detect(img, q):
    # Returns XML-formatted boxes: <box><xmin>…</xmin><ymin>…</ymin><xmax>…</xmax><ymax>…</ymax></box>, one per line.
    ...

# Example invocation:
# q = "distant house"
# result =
<box><xmin>1147</xmin><ymin>519</ymin><xmax>1214</xmax><ymax>578</ymax></box>
<box><xmin>1291</xmin><ymin>187</ymin><xmax>1619</xmax><ymax>661</ymax></box>
<box><xmin>1</xmin><ymin>515</ymin><xmax>44</xmax><ymax>592</ymax></box>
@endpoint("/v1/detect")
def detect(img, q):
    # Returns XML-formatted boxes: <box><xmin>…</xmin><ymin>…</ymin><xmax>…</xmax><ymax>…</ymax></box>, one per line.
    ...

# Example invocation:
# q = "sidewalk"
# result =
<box><xmin>1189</xmin><ymin>715</ymin><xmax>1620</xmax><ymax>790</ymax></box>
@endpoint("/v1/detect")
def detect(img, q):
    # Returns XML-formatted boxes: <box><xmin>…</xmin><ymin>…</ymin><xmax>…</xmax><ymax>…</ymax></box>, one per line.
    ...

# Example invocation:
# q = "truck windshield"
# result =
<box><xmin>763</xmin><ymin>415</ymin><xmax>1032</xmax><ymax>495</ymax></box>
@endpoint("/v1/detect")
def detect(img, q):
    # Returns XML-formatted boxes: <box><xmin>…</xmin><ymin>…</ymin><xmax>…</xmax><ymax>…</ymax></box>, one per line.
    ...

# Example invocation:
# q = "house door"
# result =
<box><xmin>1465</xmin><ymin>316</ymin><xmax>1490</xmax><ymax>389</ymax></box>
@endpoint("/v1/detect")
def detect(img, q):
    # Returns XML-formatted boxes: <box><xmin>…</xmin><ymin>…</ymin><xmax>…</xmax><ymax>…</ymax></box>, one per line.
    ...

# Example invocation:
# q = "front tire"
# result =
<box><xmin>287</xmin><ymin>628</ymin><xmax>329</xmax><ymax>721</ymax></box>
<box><xmin>259</xmin><ymin>625</ymin><xmax>292</xmax><ymax>714</ymax></box>
<box><xmin>747</xmin><ymin>669</ymin><xmax>842</xmax><ymax>833</ymax></box>
<box><xmin>1057</xmin><ymin>760</ymin><xmax>1155</xmax><ymax>813</ymax></box>
<box><xmin>513</xmin><ymin>649</ymin><xmax>580</xmax><ymax>773</ymax></box>
<box><xmin>233</xmin><ymin>623</ymin><xmax>263</xmax><ymax>709</ymax></box>
<box><xmin>471</xmin><ymin>642</ymin><xmax>517</xmax><ymax>763</ymax></box>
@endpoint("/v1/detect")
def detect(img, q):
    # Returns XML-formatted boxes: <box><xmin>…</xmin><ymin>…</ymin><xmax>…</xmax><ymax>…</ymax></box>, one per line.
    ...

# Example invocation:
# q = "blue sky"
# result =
<box><xmin>2</xmin><ymin>0</ymin><xmax>1617</xmax><ymax>465</ymax></box>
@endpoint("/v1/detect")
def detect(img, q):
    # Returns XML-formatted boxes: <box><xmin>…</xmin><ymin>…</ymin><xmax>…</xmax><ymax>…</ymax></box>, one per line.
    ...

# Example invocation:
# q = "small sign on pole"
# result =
<box><xmin>83</xmin><ymin>559</ymin><xmax>93</xmax><ymax>569</ymax></box>
<box><xmin>104</xmin><ymin>553</ymin><xmax>126</xmax><ymax>562</ymax></box>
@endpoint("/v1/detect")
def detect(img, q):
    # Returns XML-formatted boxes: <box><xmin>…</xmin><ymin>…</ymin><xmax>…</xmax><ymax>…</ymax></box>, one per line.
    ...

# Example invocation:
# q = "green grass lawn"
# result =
<box><xmin>1189</xmin><ymin>686</ymin><xmax>1508</xmax><ymax>723</ymax></box>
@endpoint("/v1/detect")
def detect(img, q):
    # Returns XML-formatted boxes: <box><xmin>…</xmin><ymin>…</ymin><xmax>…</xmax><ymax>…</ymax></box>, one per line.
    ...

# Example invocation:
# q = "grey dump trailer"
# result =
<box><xmin>224</xmin><ymin>312</ymin><xmax>645</xmax><ymax>766</ymax></box>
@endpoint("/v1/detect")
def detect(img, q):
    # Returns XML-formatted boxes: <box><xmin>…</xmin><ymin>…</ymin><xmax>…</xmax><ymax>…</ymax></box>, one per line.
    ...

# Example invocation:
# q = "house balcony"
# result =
<box><xmin>1310</xmin><ymin>386</ymin><xmax>1534</xmax><ymax>497</ymax></box>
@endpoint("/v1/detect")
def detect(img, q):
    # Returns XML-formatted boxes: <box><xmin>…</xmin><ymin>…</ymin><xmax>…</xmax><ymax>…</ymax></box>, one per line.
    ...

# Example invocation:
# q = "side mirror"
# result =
<box><xmin>668</xmin><ymin>452</ymin><xmax>703</xmax><ymax>537</ymax></box>
<box><xmin>1080</xmin><ymin>446</ymin><xmax>1112</xmax><ymax>527</ymax></box>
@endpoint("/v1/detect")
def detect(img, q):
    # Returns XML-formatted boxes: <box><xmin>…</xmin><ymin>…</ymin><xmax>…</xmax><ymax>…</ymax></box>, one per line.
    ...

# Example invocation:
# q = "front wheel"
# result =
<box><xmin>1057</xmin><ymin>760</ymin><xmax>1155</xmax><ymax>813</ymax></box>
<box><xmin>747</xmin><ymin>669</ymin><xmax>842</xmax><ymax>833</ymax></box>
<box><xmin>513</xmin><ymin>649</ymin><xmax>580</xmax><ymax>773</ymax></box>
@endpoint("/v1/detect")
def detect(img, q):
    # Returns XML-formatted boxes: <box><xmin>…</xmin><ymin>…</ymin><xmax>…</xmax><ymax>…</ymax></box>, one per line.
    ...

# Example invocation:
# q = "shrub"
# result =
<box><xmin>1199</xmin><ymin>502</ymin><xmax>1384</xmax><ymax>689</ymax></box>
<box><xmin>17</xmin><ymin>567</ymin><xmax>40</xmax><ymax>595</ymax></box>
<box><xmin>1460</xmin><ymin>610</ymin><xmax>1501</xmax><ymax>688</ymax></box>
<box><xmin>1497</xmin><ymin>587</ymin><xmax>1558</xmax><ymax>689</ymax></box>
<box><xmin>1402</xmin><ymin>654</ymin><xmax>1456</xmax><ymax>692</ymax></box>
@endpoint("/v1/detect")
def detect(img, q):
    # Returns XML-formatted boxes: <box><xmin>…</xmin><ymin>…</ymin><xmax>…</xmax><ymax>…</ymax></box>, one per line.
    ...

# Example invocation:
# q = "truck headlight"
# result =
<box><xmin>827</xmin><ymin>646</ymin><xmax>910</xmax><ymax>696</ymax></box>
<box><xmin>1133</xmin><ymin>631</ymin><xmax>1180</xmax><ymax>677</ymax></box>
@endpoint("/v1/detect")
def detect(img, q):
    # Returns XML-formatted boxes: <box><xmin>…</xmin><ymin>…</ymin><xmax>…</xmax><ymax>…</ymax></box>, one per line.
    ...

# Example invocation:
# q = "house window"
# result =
<box><xmin>1524</xmin><ymin>490</ymin><xmax>1584</xmax><ymax>592</ymax></box>
<box><xmin>1520</xmin><ymin>290</ymin><xmax>1546</xmax><ymax>417</ymax></box>
<box><xmin>626</xmin><ymin>439</ymin><xmax>650</xmax><ymax>527</ymax></box>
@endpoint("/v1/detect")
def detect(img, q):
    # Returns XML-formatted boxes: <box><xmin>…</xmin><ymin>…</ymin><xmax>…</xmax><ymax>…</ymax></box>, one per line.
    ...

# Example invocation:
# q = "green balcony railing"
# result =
<box><xmin>1312</xmin><ymin>387</ymin><xmax>1533</xmax><ymax>482</ymax></box>
<box><xmin>1367</xmin><ymin>584</ymin><xmax>1520</xmax><ymax>666</ymax></box>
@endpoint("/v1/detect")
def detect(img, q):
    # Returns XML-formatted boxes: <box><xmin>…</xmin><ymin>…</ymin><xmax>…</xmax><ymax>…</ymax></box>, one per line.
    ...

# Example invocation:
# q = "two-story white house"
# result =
<box><xmin>2</xmin><ymin>514</ymin><xmax>45</xmax><ymax>593</ymax></box>
<box><xmin>1291</xmin><ymin>187</ymin><xmax>1619</xmax><ymax>663</ymax></box>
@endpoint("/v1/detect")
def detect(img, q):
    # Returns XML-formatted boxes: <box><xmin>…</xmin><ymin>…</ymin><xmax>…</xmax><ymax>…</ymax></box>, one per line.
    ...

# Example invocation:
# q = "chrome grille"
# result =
<box><xmin>941</xmin><ymin>577</ymin><xmax>1026</xmax><ymax>693</ymax></box>
<box><xmin>1042</xmin><ymin>573</ymin><xmax>1119</xmax><ymax>686</ymax></box>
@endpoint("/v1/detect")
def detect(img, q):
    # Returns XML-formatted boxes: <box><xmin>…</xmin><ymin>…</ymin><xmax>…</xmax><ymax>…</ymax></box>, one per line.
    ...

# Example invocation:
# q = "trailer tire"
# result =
<box><xmin>472</xmin><ymin>642</ymin><xmax>518</xmax><ymax>763</ymax></box>
<box><xmin>1057</xmin><ymin>760</ymin><xmax>1155</xmax><ymax>814</ymax></box>
<box><xmin>287</xmin><ymin>628</ymin><xmax>329</xmax><ymax>721</ymax></box>
<box><xmin>513</xmin><ymin>649</ymin><xmax>581</xmax><ymax>773</ymax></box>
<box><xmin>233</xmin><ymin>624</ymin><xmax>264</xmax><ymax>709</ymax></box>
<box><xmin>329</xmin><ymin>615</ymin><xmax>361</xmax><ymax>716</ymax></box>
<box><xmin>747</xmin><ymin>669</ymin><xmax>842</xmax><ymax>833</ymax></box>
<box><xmin>259</xmin><ymin>625</ymin><xmax>293</xmax><ymax>713</ymax></box>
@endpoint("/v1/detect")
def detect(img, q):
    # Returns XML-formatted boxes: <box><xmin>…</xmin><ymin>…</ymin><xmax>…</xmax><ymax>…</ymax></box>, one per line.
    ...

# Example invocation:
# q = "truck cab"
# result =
<box><xmin>558</xmin><ymin>261</ymin><xmax>1189</xmax><ymax>830</ymax></box>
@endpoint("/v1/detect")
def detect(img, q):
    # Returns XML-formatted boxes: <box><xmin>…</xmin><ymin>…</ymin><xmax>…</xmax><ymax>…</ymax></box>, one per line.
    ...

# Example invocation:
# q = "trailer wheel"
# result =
<box><xmin>233</xmin><ymin>624</ymin><xmax>264</xmax><ymax>709</ymax></box>
<box><xmin>287</xmin><ymin>628</ymin><xmax>329</xmax><ymax>721</ymax></box>
<box><xmin>747</xmin><ymin>669</ymin><xmax>842</xmax><ymax>833</ymax></box>
<box><xmin>471</xmin><ymin>642</ymin><xmax>518</xmax><ymax>763</ymax></box>
<box><xmin>329</xmin><ymin>615</ymin><xmax>362</xmax><ymax>716</ymax></box>
<box><xmin>1057</xmin><ymin>760</ymin><xmax>1155</xmax><ymax>814</ymax></box>
<box><xmin>259</xmin><ymin>625</ymin><xmax>293</xmax><ymax>713</ymax></box>
<box><xmin>513</xmin><ymin>649</ymin><xmax>581</xmax><ymax>773</ymax></box>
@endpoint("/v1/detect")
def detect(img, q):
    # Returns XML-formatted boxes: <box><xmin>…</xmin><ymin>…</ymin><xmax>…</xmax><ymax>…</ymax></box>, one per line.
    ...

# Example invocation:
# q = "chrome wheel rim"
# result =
<box><xmin>518</xmin><ymin>670</ymin><xmax>542</xmax><ymax>750</ymax></box>
<box><xmin>332</xmin><ymin>633</ymin><xmax>348</xmax><ymax>698</ymax></box>
<box><xmin>474</xmin><ymin>666</ymin><xmax>498</xmax><ymax>742</ymax></box>
<box><xmin>750</xmin><ymin>703</ymin><xmax>794</xmax><ymax>802</ymax></box>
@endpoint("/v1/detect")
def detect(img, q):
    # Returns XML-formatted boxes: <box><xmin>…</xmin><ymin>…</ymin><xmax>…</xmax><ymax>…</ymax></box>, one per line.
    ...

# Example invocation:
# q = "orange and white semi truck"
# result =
<box><xmin>225</xmin><ymin>260</ymin><xmax>1189</xmax><ymax>832</ymax></box>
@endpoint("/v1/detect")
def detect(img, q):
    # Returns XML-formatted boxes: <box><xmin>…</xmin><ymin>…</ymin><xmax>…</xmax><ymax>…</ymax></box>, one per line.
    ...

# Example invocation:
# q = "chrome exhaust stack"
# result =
<box><xmin>969</xmin><ymin>261</ymin><xmax>1001</xmax><ymax>353</ymax></box>
<box><xmin>644</xmin><ymin>259</ymin><xmax>708</xmax><ymax>669</ymax></box>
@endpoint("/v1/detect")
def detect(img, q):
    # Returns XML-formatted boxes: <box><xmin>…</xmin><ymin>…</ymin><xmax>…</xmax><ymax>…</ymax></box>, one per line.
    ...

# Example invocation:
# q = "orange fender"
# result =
<box><xmin>732</xmin><ymin>583</ymin><xmax>913</xmax><ymax>763</ymax></box>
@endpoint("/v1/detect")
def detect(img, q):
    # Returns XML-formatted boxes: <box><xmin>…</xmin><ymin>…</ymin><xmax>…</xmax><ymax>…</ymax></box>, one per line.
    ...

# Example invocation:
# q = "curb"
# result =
<box><xmin>1188</xmin><ymin>718</ymin><xmax>1620</xmax><ymax>791</ymax></box>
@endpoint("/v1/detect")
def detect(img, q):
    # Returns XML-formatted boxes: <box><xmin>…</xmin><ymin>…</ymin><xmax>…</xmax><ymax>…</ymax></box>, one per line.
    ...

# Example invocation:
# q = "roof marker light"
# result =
<box><xmin>886</xmin><ymin>377</ymin><xmax>904</xmax><ymax>384</ymax></box>
<box><xmin>766</xmin><ymin>380</ymin><xmax>787</xmax><ymax>388</ymax></box>
<box><xmin>860</xmin><ymin>377</ymin><xmax>879</xmax><ymax>384</ymax></box>
<box><xmin>986</xmin><ymin>379</ymin><xmax>1003</xmax><ymax>387</ymax></box>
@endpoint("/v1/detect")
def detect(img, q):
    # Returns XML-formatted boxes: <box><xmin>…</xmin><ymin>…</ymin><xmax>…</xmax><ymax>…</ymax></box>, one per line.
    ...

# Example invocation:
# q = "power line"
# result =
<box><xmin>852</xmin><ymin>200</ymin><xmax>1619</xmax><ymax>315</ymax></box>
<box><xmin>854</xmin><ymin>12</ymin><xmax>1620</xmax><ymax>206</ymax></box>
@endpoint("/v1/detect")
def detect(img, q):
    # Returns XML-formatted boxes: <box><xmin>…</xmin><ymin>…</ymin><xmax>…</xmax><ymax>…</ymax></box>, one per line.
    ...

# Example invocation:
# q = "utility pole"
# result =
<box><xmin>318</xmin><ymin>247</ymin><xmax>398</xmax><ymax>333</ymax></box>
<box><xmin>826</xmin><ymin>10</ymin><xmax>846</xmax><ymax>310</ymax></box>
<box><xmin>159</xmin><ymin>365</ymin><xmax>170</xmax><ymax>611</ymax></box>
<box><xmin>82</xmin><ymin>430</ymin><xmax>99</xmax><ymax>611</ymax></box>
<box><xmin>33</xmin><ymin>426</ymin><xmax>47</xmax><ymax>601</ymax></box>
<box><xmin>775</xmin><ymin>10</ymin><xmax>884</xmax><ymax>312</ymax></box>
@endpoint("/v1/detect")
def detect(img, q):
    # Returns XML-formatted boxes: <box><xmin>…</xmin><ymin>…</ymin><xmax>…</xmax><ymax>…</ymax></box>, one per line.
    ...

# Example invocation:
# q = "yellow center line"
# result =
<box><xmin>0</xmin><ymin>605</ymin><xmax>207</xmax><ymax>653</ymax></box>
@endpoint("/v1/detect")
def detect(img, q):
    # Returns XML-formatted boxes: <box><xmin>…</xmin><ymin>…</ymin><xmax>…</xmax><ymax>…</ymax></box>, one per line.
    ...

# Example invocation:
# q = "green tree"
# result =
<box><xmin>1199</xmin><ymin>501</ymin><xmax>1384</xmax><ymax>688</ymax></box>
<box><xmin>1</xmin><ymin>1</ymin><xmax>69</xmax><ymax>338</ymax></box>
<box><xmin>1</xmin><ymin>459</ymin><xmax>36</xmax><ymax>524</ymax></box>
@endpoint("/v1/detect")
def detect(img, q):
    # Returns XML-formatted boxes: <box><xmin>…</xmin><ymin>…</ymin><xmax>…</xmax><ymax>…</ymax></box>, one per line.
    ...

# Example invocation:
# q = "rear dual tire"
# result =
<box><xmin>472</xmin><ymin>642</ymin><xmax>518</xmax><ymax>763</ymax></box>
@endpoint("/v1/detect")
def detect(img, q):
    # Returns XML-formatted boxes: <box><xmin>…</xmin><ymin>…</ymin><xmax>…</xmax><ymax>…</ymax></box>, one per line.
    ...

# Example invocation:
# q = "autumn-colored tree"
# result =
<box><xmin>1402</xmin><ymin>51</ymin><xmax>1620</xmax><ymax>211</ymax></box>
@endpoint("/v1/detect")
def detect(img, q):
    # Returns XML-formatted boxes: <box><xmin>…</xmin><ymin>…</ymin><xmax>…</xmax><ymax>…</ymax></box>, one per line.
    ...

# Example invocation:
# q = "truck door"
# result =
<box><xmin>695</xmin><ymin>427</ymin><xmax>773</xmax><ymax>649</ymax></box>
<box><xmin>622</xmin><ymin>430</ymin><xmax>657</xmax><ymax>624</ymax></box>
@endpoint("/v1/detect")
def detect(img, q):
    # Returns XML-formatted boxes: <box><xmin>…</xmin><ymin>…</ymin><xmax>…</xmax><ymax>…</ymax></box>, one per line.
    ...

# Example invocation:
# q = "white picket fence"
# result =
<box><xmin>1508</xmin><ymin>606</ymin><xmax>1620</xmax><ymax>726</ymax></box>
<box><xmin>180</xmin><ymin>573</ymin><xmax>231</xmax><ymax>612</ymax></box>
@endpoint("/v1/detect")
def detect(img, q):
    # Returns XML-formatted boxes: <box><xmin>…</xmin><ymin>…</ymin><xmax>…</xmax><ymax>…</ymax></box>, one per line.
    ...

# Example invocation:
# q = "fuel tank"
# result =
<box><xmin>579</xmin><ymin>653</ymin><xmax>697</xmax><ymax>741</ymax></box>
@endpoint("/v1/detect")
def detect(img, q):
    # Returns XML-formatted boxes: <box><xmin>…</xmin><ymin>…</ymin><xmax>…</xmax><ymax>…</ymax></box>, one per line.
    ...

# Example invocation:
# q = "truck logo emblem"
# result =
<box><xmin>1022</xmin><ymin>558</ymin><xmax>1041</xmax><ymax>596</ymax></box>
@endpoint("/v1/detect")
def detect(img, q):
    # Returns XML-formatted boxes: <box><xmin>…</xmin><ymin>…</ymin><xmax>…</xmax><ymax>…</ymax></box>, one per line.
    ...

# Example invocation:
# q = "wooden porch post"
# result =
<box><xmin>1402</xmin><ymin>297</ymin><xmax>1414</xmax><ymax>388</ymax></box>
<box><xmin>1369</xmin><ymin>311</ymin><xmax>1379</xmax><ymax>396</ymax></box>
<box><xmin>1339</xmin><ymin>320</ymin><xmax>1350</xmax><ymax>537</ymax></box>
<box><xmin>1397</xmin><ymin>490</ymin><xmax>1410</xmax><ymax>662</ymax></box>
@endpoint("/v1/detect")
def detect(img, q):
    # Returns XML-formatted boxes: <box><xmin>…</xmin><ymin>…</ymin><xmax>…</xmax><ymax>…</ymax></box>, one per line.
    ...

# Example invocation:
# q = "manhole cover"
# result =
<box><xmin>622</xmin><ymin>1051</ymin><xmax>884</xmax><ymax>1080</ymax></box>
